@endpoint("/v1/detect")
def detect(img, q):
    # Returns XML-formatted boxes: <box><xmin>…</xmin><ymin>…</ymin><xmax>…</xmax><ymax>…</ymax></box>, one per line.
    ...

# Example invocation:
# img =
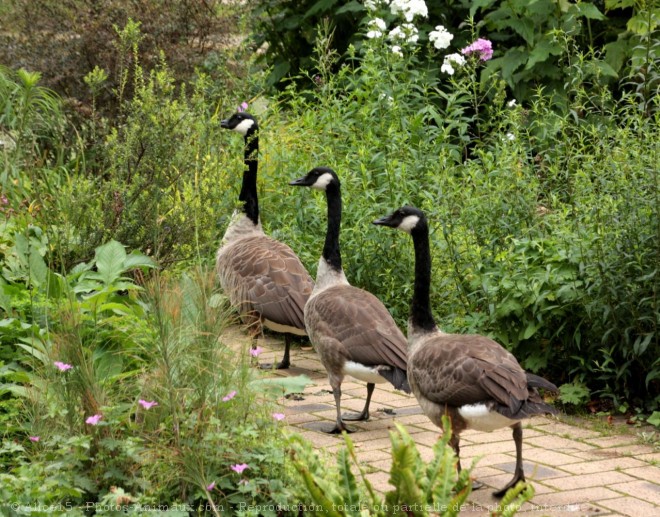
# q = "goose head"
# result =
<box><xmin>289</xmin><ymin>166</ymin><xmax>339</xmax><ymax>191</ymax></box>
<box><xmin>221</xmin><ymin>112</ymin><xmax>258</xmax><ymax>136</ymax></box>
<box><xmin>373</xmin><ymin>206</ymin><xmax>425</xmax><ymax>234</ymax></box>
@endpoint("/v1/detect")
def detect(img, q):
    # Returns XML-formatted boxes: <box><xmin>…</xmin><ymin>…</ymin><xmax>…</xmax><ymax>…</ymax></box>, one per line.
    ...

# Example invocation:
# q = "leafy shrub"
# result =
<box><xmin>251</xmin><ymin>0</ymin><xmax>658</xmax><ymax>103</ymax></box>
<box><xmin>290</xmin><ymin>418</ymin><xmax>534</xmax><ymax>516</ymax></box>
<box><xmin>0</xmin><ymin>0</ymin><xmax>249</xmax><ymax>115</ymax></box>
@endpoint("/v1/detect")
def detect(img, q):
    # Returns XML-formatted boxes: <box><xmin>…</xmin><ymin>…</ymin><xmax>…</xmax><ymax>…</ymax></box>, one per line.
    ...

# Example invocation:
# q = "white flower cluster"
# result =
<box><xmin>428</xmin><ymin>25</ymin><xmax>453</xmax><ymax>50</ymax></box>
<box><xmin>388</xmin><ymin>23</ymin><xmax>419</xmax><ymax>44</ymax></box>
<box><xmin>440</xmin><ymin>53</ymin><xmax>466</xmax><ymax>75</ymax></box>
<box><xmin>389</xmin><ymin>0</ymin><xmax>428</xmax><ymax>21</ymax></box>
<box><xmin>366</xmin><ymin>17</ymin><xmax>387</xmax><ymax>39</ymax></box>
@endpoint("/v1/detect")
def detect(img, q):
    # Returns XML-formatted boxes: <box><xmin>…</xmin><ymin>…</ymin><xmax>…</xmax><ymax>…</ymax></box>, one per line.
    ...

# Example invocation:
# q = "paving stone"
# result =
<box><xmin>560</xmin><ymin>456</ymin><xmax>648</xmax><ymax>475</ymax></box>
<box><xmin>608</xmin><ymin>480</ymin><xmax>660</xmax><ymax>505</ymax></box>
<box><xmin>287</xmin><ymin>402</ymin><xmax>334</xmax><ymax>413</ymax></box>
<box><xmin>596</xmin><ymin>496</ymin><xmax>660</xmax><ymax>517</ymax></box>
<box><xmin>624</xmin><ymin>466</ymin><xmax>660</xmax><ymax>484</ymax></box>
<box><xmin>543</xmin><ymin>471</ymin><xmax>639</xmax><ymax>490</ymax></box>
<box><xmin>525</xmin><ymin>434</ymin><xmax>596</xmax><ymax>452</ymax></box>
<box><xmin>493</xmin><ymin>460</ymin><xmax>566</xmax><ymax>480</ymax></box>
<box><xmin>523</xmin><ymin>448</ymin><xmax>586</xmax><ymax>466</ymax></box>
<box><xmin>584</xmin><ymin>435</ymin><xmax>640</xmax><ymax>448</ymax></box>
<box><xmin>531</xmin><ymin>487</ymin><xmax>622</xmax><ymax>511</ymax></box>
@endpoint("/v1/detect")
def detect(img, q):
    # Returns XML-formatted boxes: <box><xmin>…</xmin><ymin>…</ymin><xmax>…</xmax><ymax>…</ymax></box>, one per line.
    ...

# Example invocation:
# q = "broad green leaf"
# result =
<box><xmin>335</xmin><ymin>1</ymin><xmax>363</xmax><ymax>14</ymax></box>
<box><xmin>304</xmin><ymin>0</ymin><xmax>338</xmax><ymax>19</ymax></box>
<box><xmin>94</xmin><ymin>240</ymin><xmax>127</xmax><ymax>285</ymax></box>
<box><xmin>525</xmin><ymin>39</ymin><xmax>563</xmax><ymax>70</ymax></box>
<box><xmin>499</xmin><ymin>49</ymin><xmax>528</xmax><ymax>82</ymax></box>
<box><xmin>575</xmin><ymin>2</ymin><xmax>606</xmax><ymax>20</ymax></box>
<box><xmin>470</xmin><ymin>0</ymin><xmax>498</xmax><ymax>17</ymax></box>
<box><xmin>28</xmin><ymin>250</ymin><xmax>49</xmax><ymax>287</ymax></box>
<box><xmin>249</xmin><ymin>374</ymin><xmax>312</xmax><ymax>396</ymax></box>
<box><xmin>605</xmin><ymin>0</ymin><xmax>635</xmax><ymax>8</ymax></box>
<box><xmin>123</xmin><ymin>252</ymin><xmax>157</xmax><ymax>270</ymax></box>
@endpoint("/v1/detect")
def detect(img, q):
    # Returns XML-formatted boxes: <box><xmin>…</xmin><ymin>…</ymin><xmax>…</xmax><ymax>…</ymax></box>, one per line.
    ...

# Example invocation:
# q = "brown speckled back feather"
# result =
<box><xmin>216</xmin><ymin>235</ymin><xmax>314</xmax><ymax>331</ymax></box>
<box><xmin>411</xmin><ymin>333</ymin><xmax>530</xmax><ymax>414</ymax></box>
<box><xmin>305</xmin><ymin>285</ymin><xmax>408</xmax><ymax>372</ymax></box>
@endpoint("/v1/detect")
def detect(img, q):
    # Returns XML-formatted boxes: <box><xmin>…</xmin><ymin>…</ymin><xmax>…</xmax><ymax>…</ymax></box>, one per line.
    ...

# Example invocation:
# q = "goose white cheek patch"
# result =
<box><xmin>233</xmin><ymin>119</ymin><xmax>255</xmax><ymax>136</ymax></box>
<box><xmin>398</xmin><ymin>215</ymin><xmax>420</xmax><ymax>233</ymax></box>
<box><xmin>312</xmin><ymin>172</ymin><xmax>334</xmax><ymax>190</ymax></box>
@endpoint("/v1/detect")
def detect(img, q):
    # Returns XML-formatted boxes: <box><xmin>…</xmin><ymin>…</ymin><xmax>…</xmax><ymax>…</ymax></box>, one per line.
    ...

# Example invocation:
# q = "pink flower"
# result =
<box><xmin>29</xmin><ymin>436</ymin><xmax>40</xmax><ymax>442</ymax></box>
<box><xmin>54</xmin><ymin>361</ymin><xmax>73</xmax><ymax>372</ymax></box>
<box><xmin>250</xmin><ymin>346</ymin><xmax>263</xmax><ymax>357</ymax></box>
<box><xmin>231</xmin><ymin>463</ymin><xmax>249</xmax><ymax>474</ymax></box>
<box><xmin>461</xmin><ymin>38</ymin><xmax>493</xmax><ymax>61</ymax></box>
<box><xmin>222</xmin><ymin>390</ymin><xmax>237</xmax><ymax>402</ymax></box>
<box><xmin>138</xmin><ymin>399</ymin><xmax>158</xmax><ymax>410</ymax></box>
<box><xmin>86</xmin><ymin>414</ymin><xmax>102</xmax><ymax>425</ymax></box>
<box><xmin>206</xmin><ymin>481</ymin><xmax>216</xmax><ymax>491</ymax></box>
<box><xmin>272</xmin><ymin>413</ymin><xmax>285</xmax><ymax>421</ymax></box>
<box><xmin>238</xmin><ymin>102</ymin><xmax>249</xmax><ymax>112</ymax></box>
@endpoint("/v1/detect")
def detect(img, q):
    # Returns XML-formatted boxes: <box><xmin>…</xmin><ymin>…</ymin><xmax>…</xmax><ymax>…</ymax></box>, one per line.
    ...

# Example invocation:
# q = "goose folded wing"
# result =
<box><xmin>412</xmin><ymin>336</ymin><xmax>528</xmax><ymax>412</ymax></box>
<box><xmin>315</xmin><ymin>286</ymin><xmax>408</xmax><ymax>371</ymax></box>
<box><xmin>218</xmin><ymin>236</ymin><xmax>313</xmax><ymax>328</ymax></box>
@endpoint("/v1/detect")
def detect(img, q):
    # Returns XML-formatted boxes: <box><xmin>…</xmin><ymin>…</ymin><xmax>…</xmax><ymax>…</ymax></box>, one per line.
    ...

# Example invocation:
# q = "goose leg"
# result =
<box><xmin>493</xmin><ymin>422</ymin><xmax>525</xmax><ymax>498</ymax></box>
<box><xmin>258</xmin><ymin>335</ymin><xmax>291</xmax><ymax>370</ymax></box>
<box><xmin>450</xmin><ymin>431</ymin><xmax>483</xmax><ymax>491</ymax></box>
<box><xmin>327</xmin><ymin>384</ymin><xmax>355</xmax><ymax>434</ymax></box>
<box><xmin>342</xmin><ymin>382</ymin><xmax>375</xmax><ymax>421</ymax></box>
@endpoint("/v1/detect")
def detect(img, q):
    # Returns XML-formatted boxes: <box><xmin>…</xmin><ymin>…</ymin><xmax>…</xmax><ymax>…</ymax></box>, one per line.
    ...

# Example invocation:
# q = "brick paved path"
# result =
<box><xmin>226</xmin><ymin>327</ymin><xmax>660</xmax><ymax>516</ymax></box>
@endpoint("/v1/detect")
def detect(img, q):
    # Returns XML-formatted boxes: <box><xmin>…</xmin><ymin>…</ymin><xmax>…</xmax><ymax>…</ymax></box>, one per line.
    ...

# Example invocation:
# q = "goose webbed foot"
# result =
<box><xmin>471</xmin><ymin>480</ymin><xmax>485</xmax><ymax>491</ymax></box>
<box><xmin>492</xmin><ymin>471</ymin><xmax>525</xmax><ymax>498</ymax></box>
<box><xmin>258</xmin><ymin>359</ymin><xmax>289</xmax><ymax>370</ymax></box>
<box><xmin>341</xmin><ymin>409</ymin><xmax>369</xmax><ymax>422</ymax></box>
<box><xmin>325</xmin><ymin>421</ymin><xmax>356</xmax><ymax>434</ymax></box>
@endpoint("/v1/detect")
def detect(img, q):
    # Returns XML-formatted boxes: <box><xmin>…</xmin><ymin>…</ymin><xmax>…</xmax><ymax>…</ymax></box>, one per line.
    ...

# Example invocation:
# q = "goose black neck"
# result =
<box><xmin>239</xmin><ymin>130</ymin><xmax>259</xmax><ymax>225</ymax></box>
<box><xmin>323</xmin><ymin>182</ymin><xmax>343</xmax><ymax>272</ymax></box>
<box><xmin>410</xmin><ymin>221</ymin><xmax>437</xmax><ymax>332</ymax></box>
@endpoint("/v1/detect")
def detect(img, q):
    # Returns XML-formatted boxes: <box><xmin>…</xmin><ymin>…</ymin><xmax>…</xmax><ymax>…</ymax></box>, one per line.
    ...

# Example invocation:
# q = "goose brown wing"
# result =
<box><xmin>216</xmin><ymin>235</ymin><xmax>313</xmax><ymax>330</ymax></box>
<box><xmin>411</xmin><ymin>334</ymin><xmax>528</xmax><ymax>412</ymax></box>
<box><xmin>307</xmin><ymin>285</ymin><xmax>408</xmax><ymax>370</ymax></box>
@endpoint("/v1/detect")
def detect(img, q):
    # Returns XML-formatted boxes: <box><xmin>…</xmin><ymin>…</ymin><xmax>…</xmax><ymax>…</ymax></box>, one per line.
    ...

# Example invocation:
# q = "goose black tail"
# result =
<box><xmin>380</xmin><ymin>367</ymin><xmax>412</xmax><ymax>394</ymax></box>
<box><xmin>526</xmin><ymin>372</ymin><xmax>558</xmax><ymax>392</ymax></box>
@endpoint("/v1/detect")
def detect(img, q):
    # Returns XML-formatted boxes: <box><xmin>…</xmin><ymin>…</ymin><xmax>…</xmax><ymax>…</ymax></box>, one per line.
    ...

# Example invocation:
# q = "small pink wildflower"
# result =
<box><xmin>238</xmin><ymin>102</ymin><xmax>249</xmax><ymax>112</ymax></box>
<box><xmin>272</xmin><ymin>413</ymin><xmax>285</xmax><ymax>421</ymax></box>
<box><xmin>138</xmin><ymin>399</ymin><xmax>158</xmax><ymax>410</ymax></box>
<box><xmin>54</xmin><ymin>361</ymin><xmax>73</xmax><ymax>372</ymax></box>
<box><xmin>206</xmin><ymin>481</ymin><xmax>216</xmax><ymax>491</ymax></box>
<box><xmin>250</xmin><ymin>346</ymin><xmax>263</xmax><ymax>357</ymax></box>
<box><xmin>86</xmin><ymin>414</ymin><xmax>102</xmax><ymax>425</ymax></box>
<box><xmin>231</xmin><ymin>463</ymin><xmax>249</xmax><ymax>474</ymax></box>
<box><xmin>461</xmin><ymin>38</ymin><xmax>493</xmax><ymax>61</ymax></box>
<box><xmin>222</xmin><ymin>390</ymin><xmax>237</xmax><ymax>402</ymax></box>
<box><xmin>29</xmin><ymin>436</ymin><xmax>40</xmax><ymax>442</ymax></box>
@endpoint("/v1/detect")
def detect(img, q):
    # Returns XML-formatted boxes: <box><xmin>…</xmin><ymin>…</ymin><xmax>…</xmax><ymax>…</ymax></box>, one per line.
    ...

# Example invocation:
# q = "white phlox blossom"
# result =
<box><xmin>440</xmin><ymin>52</ymin><xmax>466</xmax><ymax>75</ymax></box>
<box><xmin>507</xmin><ymin>99</ymin><xmax>517</xmax><ymax>107</ymax></box>
<box><xmin>364</xmin><ymin>0</ymin><xmax>381</xmax><ymax>11</ymax></box>
<box><xmin>391</xmin><ymin>45</ymin><xmax>403</xmax><ymax>56</ymax></box>
<box><xmin>366</xmin><ymin>17</ymin><xmax>387</xmax><ymax>38</ymax></box>
<box><xmin>389</xmin><ymin>0</ymin><xmax>428</xmax><ymax>22</ymax></box>
<box><xmin>428</xmin><ymin>25</ymin><xmax>453</xmax><ymax>50</ymax></box>
<box><xmin>388</xmin><ymin>23</ymin><xmax>419</xmax><ymax>44</ymax></box>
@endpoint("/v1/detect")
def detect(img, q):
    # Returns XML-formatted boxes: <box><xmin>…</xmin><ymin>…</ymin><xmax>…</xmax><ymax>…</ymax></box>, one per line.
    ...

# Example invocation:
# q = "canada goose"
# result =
<box><xmin>216</xmin><ymin>112</ymin><xmax>314</xmax><ymax>369</ymax></box>
<box><xmin>373</xmin><ymin>206</ymin><xmax>558</xmax><ymax>497</ymax></box>
<box><xmin>289</xmin><ymin>167</ymin><xmax>411</xmax><ymax>433</ymax></box>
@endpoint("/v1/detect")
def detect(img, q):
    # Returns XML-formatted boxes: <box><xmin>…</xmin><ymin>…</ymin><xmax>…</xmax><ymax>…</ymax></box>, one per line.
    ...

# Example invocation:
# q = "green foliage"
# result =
<box><xmin>559</xmin><ymin>382</ymin><xmax>592</xmax><ymax>407</ymax></box>
<box><xmin>0</xmin><ymin>0</ymin><xmax>249</xmax><ymax>115</ymax></box>
<box><xmin>290</xmin><ymin>418</ymin><xmax>533</xmax><ymax>515</ymax></box>
<box><xmin>250</xmin><ymin>0</ymin><xmax>658</xmax><ymax>105</ymax></box>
